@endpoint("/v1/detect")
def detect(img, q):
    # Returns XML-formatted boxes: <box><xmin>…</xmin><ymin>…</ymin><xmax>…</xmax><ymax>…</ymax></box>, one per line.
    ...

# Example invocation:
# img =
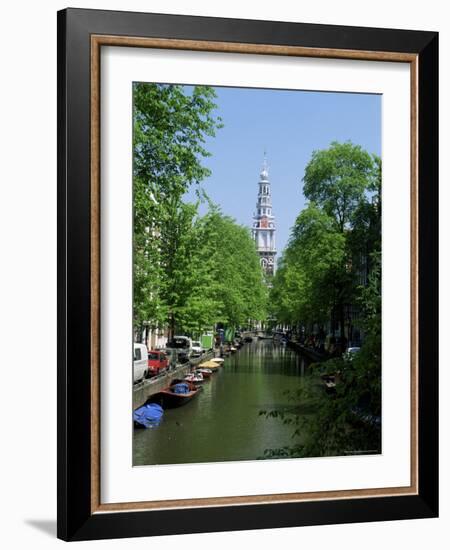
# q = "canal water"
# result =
<box><xmin>133</xmin><ymin>339</ymin><xmax>312</xmax><ymax>466</ymax></box>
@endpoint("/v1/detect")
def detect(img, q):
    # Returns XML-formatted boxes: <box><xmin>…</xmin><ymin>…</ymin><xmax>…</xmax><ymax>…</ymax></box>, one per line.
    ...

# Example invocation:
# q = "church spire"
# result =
<box><xmin>252</xmin><ymin>152</ymin><xmax>276</xmax><ymax>277</ymax></box>
<box><xmin>260</xmin><ymin>149</ymin><xmax>269</xmax><ymax>181</ymax></box>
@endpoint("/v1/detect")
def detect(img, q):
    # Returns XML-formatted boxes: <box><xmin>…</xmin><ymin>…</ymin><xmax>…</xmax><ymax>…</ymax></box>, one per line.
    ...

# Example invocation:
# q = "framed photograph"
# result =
<box><xmin>57</xmin><ymin>8</ymin><xmax>438</xmax><ymax>541</ymax></box>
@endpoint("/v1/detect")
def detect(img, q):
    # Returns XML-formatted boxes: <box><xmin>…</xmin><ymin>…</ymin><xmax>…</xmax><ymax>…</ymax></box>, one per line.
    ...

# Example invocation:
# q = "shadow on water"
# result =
<box><xmin>133</xmin><ymin>340</ymin><xmax>314</xmax><ymax>466</ymax></box>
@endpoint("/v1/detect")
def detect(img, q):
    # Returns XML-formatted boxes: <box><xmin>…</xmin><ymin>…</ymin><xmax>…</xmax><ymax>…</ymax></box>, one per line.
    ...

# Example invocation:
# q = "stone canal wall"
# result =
<box><xmin>133</xmin><ymin>350</ymin><xmax>215</xmax><ymax>409</ymax></box>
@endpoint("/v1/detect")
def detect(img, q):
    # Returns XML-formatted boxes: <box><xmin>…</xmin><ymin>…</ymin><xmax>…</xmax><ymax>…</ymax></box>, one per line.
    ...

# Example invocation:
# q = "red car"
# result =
<box><xmin>147</xmin><ymin>350</ymin><xmax>168</xmax><ymax>377</ymax></box>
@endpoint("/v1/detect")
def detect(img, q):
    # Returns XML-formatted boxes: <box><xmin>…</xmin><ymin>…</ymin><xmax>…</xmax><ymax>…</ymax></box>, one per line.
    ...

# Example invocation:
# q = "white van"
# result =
<box><xmin>166</xmin><ymin>336</ymin><xmax>192</xmax><ymax>363</ymax></box>
<box><xmin>133</xmin><ymin>343</ymin><xmax>148</xmax><ymax>383</ymax></box>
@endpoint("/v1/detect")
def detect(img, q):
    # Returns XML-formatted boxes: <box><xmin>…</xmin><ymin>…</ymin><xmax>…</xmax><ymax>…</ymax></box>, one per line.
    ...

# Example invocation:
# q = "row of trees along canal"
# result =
<box><xmin>133</xmin><ymin>83</ymin><xmax>267</xmax><ymax>343</ymax></box>
<box><xmin>264</xmin><ymin>142</ymin><xmax>382</xmax><ymax>459</ymax></box>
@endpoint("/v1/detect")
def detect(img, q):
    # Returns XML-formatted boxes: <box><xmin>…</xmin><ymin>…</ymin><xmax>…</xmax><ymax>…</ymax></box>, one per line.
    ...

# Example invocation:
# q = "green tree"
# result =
<box><xmin>134</xmin><ymin>83</ymin><xmax>221</xmax><ymax>201</ymax></box>
<box><xmin>133</xmin><ymin>83</ymin><xmax>222</xmax><ymax>336</ymax></box>
<box><xmin>262</xmin><ymin>252</ymin><xmax>382</xmax><ymax>459</ymax></box>
<box><xmin>302</xmin><ymin>141</ymin><xmax>378</xmax><ymax>339</ymax></box>
<box><xmin>170</xmin><ymin>206</ymin><xmax>224</xmax><ymax>334</ymax></box>
<box><xmin>272</xmin><ymin>141</ymin><xmax>379</xmax><ymax>339</ymax></box>
<box><xmin>347</xmin><ymin>154</ymin><xmax>381</xmax><ymax>277</ymax></box>
<box><xmin>133</xmin><ymin>83</ymin><xmax>267</xmax><ymax>339</ymax></box>
<box><xmin>270</xmin><ymin>202</ymin><xmax>349</xmax><ymax>335</ymax></box>
<box><xmin>303</xmin><ymin>141</ymin><xmax>374</xmax><ymax>231</ymax></box>
<box><xmin>186</xmin><ymin>210</ymin><xmax>268</xmax><ymax>331</ymax></box>
<box><xmin>264</xmin><ymin>142</ymin><xmax>382</xmax><ymax>459</ymax></box>
<box><xmin>217</xmin><ymin>215</ymin><xmax>268</xmax><ymax>326</ymax></box>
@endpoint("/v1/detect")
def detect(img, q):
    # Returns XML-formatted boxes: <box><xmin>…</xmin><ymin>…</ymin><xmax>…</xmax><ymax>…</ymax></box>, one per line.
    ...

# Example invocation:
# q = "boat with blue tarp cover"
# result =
<box><xmin>148</xmin><ymin>379</ymin><xmax>201</xmax><ymax>408</ymax></box>
<box><xmin>133</xmin><ymin>403</ymin><xmax>164</xmax><ymax>429</ymax></box>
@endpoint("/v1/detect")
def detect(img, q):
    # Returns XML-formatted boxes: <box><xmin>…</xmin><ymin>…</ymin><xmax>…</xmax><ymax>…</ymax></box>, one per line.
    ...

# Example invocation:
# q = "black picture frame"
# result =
<box><xmin>57</xmin><ymin>7</ymin><xmax>438</xmax><ymax>541</ymax></box>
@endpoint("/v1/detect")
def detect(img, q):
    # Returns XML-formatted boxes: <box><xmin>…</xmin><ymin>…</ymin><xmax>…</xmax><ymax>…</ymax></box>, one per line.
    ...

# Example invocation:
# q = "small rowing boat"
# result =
<box><xmin>185</xmin><ymin>372</ymin><xmax>205</xmax><ymax>384</ymax></box>
<box><xmin>199</xmin><ymin>360</ymin><xmax>221</xmax><ymax>370</ymax></box>
<box><xmin>196</xmin><ymin>368</ymin><xmax>213</xmax><ymax>378</ymax></box>
<box><xmin>148</xmin><ymin>380</ymin><xmax>202</xmax><ymax>408</ymax></box>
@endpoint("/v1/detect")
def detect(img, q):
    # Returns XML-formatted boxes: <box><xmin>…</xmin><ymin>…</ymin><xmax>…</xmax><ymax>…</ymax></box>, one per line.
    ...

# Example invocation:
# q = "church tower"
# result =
<box><xmin>252</xmin><ymin>154</ymin><xmax>276</xmax><ymax>277</ymax></box>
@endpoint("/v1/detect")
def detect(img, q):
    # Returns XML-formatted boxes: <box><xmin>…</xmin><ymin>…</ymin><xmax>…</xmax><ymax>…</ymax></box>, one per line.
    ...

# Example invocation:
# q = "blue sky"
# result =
<box><xmin>187</xmin><ymin>86</ymin><xmax>381</xmax><ymax>259</ymax></box>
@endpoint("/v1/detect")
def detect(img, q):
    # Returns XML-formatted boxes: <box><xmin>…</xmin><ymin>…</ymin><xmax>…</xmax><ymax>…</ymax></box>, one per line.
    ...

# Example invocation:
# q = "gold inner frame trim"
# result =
<box><xmin>90</xmin><ymin>34</ymin><xmax>419</xmax><ymax>514</ymax></box>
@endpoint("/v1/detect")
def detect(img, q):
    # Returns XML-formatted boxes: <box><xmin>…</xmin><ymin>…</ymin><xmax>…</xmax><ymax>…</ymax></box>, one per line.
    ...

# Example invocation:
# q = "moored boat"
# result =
<box><xmin>199</xmin><ymin>360</ymin><xmax>222</xmax><ymax>370</ymax></box>
<box><xmin>148</xmin><ymin>380</ymin><xmax>201</xmax><ymax>408</ymax></box>
<box><xmin>185</xmin><ymin>372</ymin><xmax>205</xmax><ymax>384</ymax></box>
<box><xmin>133</xmin><ymin>403</ymin><xmax>164</xmax><ymax>428</ymax></box>
<box><xmin>196</xmin><ymin>368</ymin><xmax>213</xmax><ymax>378</ymax></box>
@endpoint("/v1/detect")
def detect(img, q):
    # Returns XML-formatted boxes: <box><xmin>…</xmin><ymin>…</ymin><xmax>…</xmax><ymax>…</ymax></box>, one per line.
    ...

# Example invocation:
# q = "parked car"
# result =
<box><xmin>191</xmin><ymin>341</ymin><xmax>203</xmax><ymax>357</ymax></box>
<box><xmin>166</xmin><ymin>336</ymin><xmax>192</xmax><ymax>364</ymax></box>
<box><xmin>147</xmin><ymin>350</ymin><xmax>169</xmax><ymax>377</ymax></box>
<box><xmin>133</xmin><ymin>343</ymin><xmax>148</xmax><ymax>383</ymax></box>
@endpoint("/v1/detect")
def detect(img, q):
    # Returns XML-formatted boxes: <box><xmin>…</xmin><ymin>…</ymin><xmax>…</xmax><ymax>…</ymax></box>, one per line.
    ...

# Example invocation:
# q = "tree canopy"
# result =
<box><xmin>270</xmin><ymin>141</ymin><xmax>381</xmax><ymax>339</ymax></box>
<box><xmin>265</xmin><ymin>141</ymin><xmax>382</xmax><ymax>458</ymax></box>
<box><xmin>133</xmin><ymin>83</ymin><xmax>266</xmax><ymax>338</ymax></box>
<box><xmin>303</xmin><ymin>141</ymin><xmax>375</xmax><ymax>231</ymax></box>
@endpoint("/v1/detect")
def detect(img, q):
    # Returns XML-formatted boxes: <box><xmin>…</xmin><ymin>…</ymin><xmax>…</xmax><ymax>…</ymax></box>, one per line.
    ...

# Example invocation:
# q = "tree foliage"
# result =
<box><xmin>133</xmin><ymin>83</ymin><xmax>222</xmax><ymax>334</ymax></box>
<box><xmin>133</xmin><ymin>83</ymin><xmax>266</xmax><ymax>337</ymax></box>
<box><xmin>212</xmin><ymin>213</ymin><xmax>268</xmax><ymax>327</ymax></box>
<box><xmin>163</xmin><ymin>207</ymin><xmax>267</xmax><ymax>334</ymax></box>
<box><xmin>134</xmin><ymin>83</ymin><xmax>221</xmax><ymax>201</ymax></box>
<box><xmin>265</xmin><ymin>141</ymin><xmax>382</xmax><ymax>458</ymax></box>
<box><xmin>262</xmin><ymin>252</ymin><xmax>381</xmax><ymax>458</ymax></box>
<box><xmin>270</xmin><ymin>141</ymin><xmax>380</xmax><ymax>337</ymax></box>
<box><xmin>303</xmin><ymin>141</ymin><xmax>375</xmax><ymax>231</ymax></box>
